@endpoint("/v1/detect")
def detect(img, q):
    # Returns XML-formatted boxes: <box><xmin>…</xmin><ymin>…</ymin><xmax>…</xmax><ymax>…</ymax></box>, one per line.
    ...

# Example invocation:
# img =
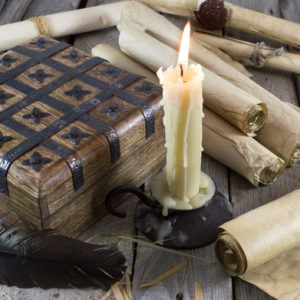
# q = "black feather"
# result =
<box><xmin>0</xmin><ymin>216</ymin><xmax>127</xmax><ymax>290</ymax></box>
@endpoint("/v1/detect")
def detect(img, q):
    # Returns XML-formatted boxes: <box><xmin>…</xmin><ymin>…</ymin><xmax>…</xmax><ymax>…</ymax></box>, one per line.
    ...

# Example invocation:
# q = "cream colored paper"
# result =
<box><xmin>216</xmin><ymin>189</ymin><xmax>300</xmax><ymax>299</ymax></box>
<box><xmin>124</xmin><ymin>0</ymin><xmax>300</xmax><ymax>47</ymax></box>
<box><xmin>91</xmin><ymin>43</ymin><xmax>158</xmax><ymax>82</ymax></box>
<box><xmin>0</xmin><ymin>2</ymin><xmax>128</xmax><ymax>51</ymax></box>
<box><xmin>198</xmin><ymin>40</ymin><xmax>252</xmax><ymax>78</ymax></box>
<box><xmin>98</xmin><ymin>44</ymin><xmax>285</xmax><ymax>187</ymax></box>
<box><xmin>117</xmin><ymin>0</ymin><xmax>195</xmax><ymax>17</ymax></box>
<box><xmin>117</xmin><ymin>3</ymin><xmax>267</xmax><ymax>137</ymax></box>
<box><xmin>118</xmin><ymin>1</ymin><xmax>300</xmax><ymax>166</ymax></box>
<box><xmin>224</xmin><ymin>2</ymin><xmax>300</xmax><ymax>48</ymax></box>
<box><xmin>193</xmin><ymin>31</ymin><xmax>300</xmax><ymax>74</ymax></box>
<box><xmin>203</xmin><ymin>108</ymin><xmax>285</xmax><ymax>186</ymax></box>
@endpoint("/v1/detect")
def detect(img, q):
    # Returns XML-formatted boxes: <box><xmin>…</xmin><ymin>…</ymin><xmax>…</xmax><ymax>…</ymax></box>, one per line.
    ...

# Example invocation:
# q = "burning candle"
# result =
<box><xmin>154</xmin><ymin>22</ymin><xmax>213</xmax><ymax>215</ymax></box>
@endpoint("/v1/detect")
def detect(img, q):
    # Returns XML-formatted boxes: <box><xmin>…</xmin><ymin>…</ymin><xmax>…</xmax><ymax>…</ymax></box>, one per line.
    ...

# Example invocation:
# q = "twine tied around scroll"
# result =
<box><xmin>28</xmin><ymin>16</ymin><xmax>52</xmax><ymax>37</ymax></box>
<box><xmin>235</xmin><ymin>42</ymin><xmax>285</xmax><ymax>68</ymax></box>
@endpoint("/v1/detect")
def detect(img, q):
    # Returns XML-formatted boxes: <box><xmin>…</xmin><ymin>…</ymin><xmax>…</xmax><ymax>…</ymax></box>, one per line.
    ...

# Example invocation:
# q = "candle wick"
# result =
<box><xmin>180</xmin><ymin>64</ymin><xmax>184</xmax><ymax>77</ymax></box>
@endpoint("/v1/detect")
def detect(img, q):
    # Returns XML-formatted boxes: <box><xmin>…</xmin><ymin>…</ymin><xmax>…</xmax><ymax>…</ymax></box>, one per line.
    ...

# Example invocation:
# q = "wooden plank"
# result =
<box><xmin>0</xmin><ymin>1</ymin><xmax>297</xmax><ymax>300</ymax></box>
<box><xmin>0</xmin><ymin>0</ymin><xmax>5</xmax><ymax>15</ymax></box>
<box><xmin>279</xmin><ymin>0</ymin><xmax>300</xmax><ymax>104</ymax></box>
<box><xmin>0</xmin><ymin>198</ymin><xmax>137</xmax><ymax>300</ymax></box>
<box><xmin>279</xmin><ymin>0</ymin><xmax>300</xmax><ymax>32</ymax></box>
<box><xmin>132</xmin><ymin>155</ymin><xmax>232</xmax><ymax>300</ymax></box>
<box><xmin>22</xmin><ymin>0</ymin><xmax>82</xmax><ymax>19</ymax></box>
<box><xmin>0</xmin><ymin>0</ymin><xmax>33</xmax><ymax>25</ymax></box>
<box><xmin>225</xmin><ymin>1</ymin><xmax>300</xmax><ymax>299</ymax></box>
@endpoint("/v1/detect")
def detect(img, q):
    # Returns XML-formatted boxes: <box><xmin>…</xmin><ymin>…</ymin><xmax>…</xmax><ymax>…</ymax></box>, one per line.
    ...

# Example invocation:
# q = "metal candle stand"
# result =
<box><xmin>105</xmin><ymin>176</ymin><xmax>233</xmax><ymax>249</ymax></box>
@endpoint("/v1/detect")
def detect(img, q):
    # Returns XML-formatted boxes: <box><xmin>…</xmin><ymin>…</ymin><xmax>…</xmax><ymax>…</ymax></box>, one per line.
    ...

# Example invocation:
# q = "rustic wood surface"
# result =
<box><xmin>0</xmin><ymin>0</ymin><xmax>299</xmax><ymax>299</ymax></box>
<box><xmin>0</xmin><ymin>0</ymin><xmax>33</xmax><ymax>25</ymax></box>
<box><xmin>0</xmin><ymin>0</ymin><xmax>5</xmax><ymax>16</ymax></box>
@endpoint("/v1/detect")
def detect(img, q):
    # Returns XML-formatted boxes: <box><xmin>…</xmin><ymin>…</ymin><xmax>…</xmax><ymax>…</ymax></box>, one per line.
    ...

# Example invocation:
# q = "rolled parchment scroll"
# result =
<box><xmin>0</xmin><ymin>2</ymin><xmax>128</xmax><ymax>51</ymax></box>
<box><xmin>126</xmin><ymin>0</ymin><xmax>300</xmax><ymax>48</ymax></box>
<box><xmin>118</xmin><ymin>3</ymin><xmax>267</xmax><ymax>137</ymax></box>
<box><xmin>216</xmin><ymin>189</ymin><xmax>300</xmax><ymax>299</ymax></box>
<box><xmin>118</xmin><ymin>1</ymin><xmax>300</xmax><ymax>166</ymax></box>
<box><xmin>203</xmin><ymin>108</ymin><xmax>285</xmax><ymax>186</ymax></box>
<box><xmin>96</xmin><ymin>44</ymin><xmax>285</xmax><ymax>186</ymax></box>
<box><xmin>91</xmin><ymin>43</ymin><xmax>158</xmax><ymax>82</ymax></box>
<box><xmin>193</xmin><ymin>31</ymin><xmax>300</xmax><ymax>74</ymax></box>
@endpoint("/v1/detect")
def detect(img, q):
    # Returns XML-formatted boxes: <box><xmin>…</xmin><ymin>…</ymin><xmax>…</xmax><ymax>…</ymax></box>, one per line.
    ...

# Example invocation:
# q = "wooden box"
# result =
<box><xmin>0</xmin><ymin>36</ymin><xmax>165</xmax><ymax>236</ymax></box>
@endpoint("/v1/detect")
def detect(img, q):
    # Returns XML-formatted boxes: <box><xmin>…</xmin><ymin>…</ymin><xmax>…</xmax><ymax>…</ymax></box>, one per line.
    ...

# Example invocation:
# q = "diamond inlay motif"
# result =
<box><xmin>22</xmin><ymin>107</ymin><xmax>51</xmax><ymax>124</ymax></box>
<box><xmin>30</xmin><ymin>37</ymin><xmax>53</xmax><ymax>49</ymax></box>
<box><xmin>134</xmin><ymin>82</ymin><xmax>161</xmax><ymax>97</ymax></box>
<box><xmin>99</xmin><ymin>102</ymin><xmax>127</xmax><ymax>119</ymax></box>
<box><xmin>22</xmin><ymin>151</ymin><xmax>52</xmax><ymax>172</ymax></box>
<box><xmin>64</xmin><ymin>85</ymin><xmax>91</xmax><ymax>101</ymax></box>
<box><xmin>60</xmin><ymin>126</ymin><xmax>89</xmax><ymax>145</ymax></box>
<box><xmin>0</xmin><ymin>131</ymin><xmax>12</xmax><ymax>147</ymax></box>
<box><xmin>28</xmin><ymin>69</ymin><xmax>54</xmax><ymax>83</ymax></box>
<box><xmin>0</xmin><ymin>90</ymin><xmax>14</xmax><ymax>105</ymax></box>
<box><xmin>62</xmin><ymin>49</ymin><xmax>86</xmax><ymax>63</ymax></box>
<box><xmin>99</xmin><ymin>65</ymin><xmax>124</xmax><ymax>79</ymax></box>
<box><xmin>0</xmin><ymin>54</ymin><xmax>18</xmax><ymax>67</ymax></box>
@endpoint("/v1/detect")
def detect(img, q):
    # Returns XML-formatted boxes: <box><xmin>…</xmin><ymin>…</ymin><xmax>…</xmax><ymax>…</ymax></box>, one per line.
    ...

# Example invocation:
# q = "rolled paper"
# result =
<box><xmin>0</xmin><ymin>2</ymin><xmax>128</xmax><ymax>51</ymax></box>
<box><xmin>118</xmin><ymin>3</ymin><xmax>267</xmax><ymax>137</ymax></box>
<box><xmin>223</xmin><ymin>2</ymin><xmax>300</xmax><ymax>48</ymax></box>
<box><xmin>118</xmin><ymin>1</ymin><xmax>300</xmax><ymax>166</ymax></box>
<box><xmin>117</xmin><ymin>0</ymin><xmax>195</xmax><ymax>17</ymax></box>
<box><xmin>125</xmin><ymin>0</ymin><xmax>300</xmax><ymax>47</ymax></box>
<box><xmin>203</xmin><ymin>107</ymin><xmax>285</xmax><ymax>186</ymax></box>
<box><xmin>91</xmin><ymin>43</ymin><xmax>158</xmax><ymax>82</ymax></box>
<box><xmin>215</xmin><ymin>189</ymin><xmax>300</xmax><ymax>299</ymax></box>
<box><xmin>99</xmin><ymin>44</ymin><xmax>285</xmax><ymax>186</ymax></box>
<box><xmin>193</xmin><ymin>31</ymin><xmax>300</xmax><ymax>74</ymax></box>
<box><xmin>198</xmin><ymin>39</ymin><xmax>252</xmax><ymax>78</ymax></box>
<box><xmin>286</xmin><ymin>102</ymin><xmax>300</xmax><ymax>114</ymax></box>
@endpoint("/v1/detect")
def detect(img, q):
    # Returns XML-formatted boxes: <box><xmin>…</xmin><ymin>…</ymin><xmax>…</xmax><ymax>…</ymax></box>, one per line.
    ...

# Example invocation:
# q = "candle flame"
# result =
<box><xmin>178</xmin><ymin>21</ymin><xmax>191</xmax><ymax>68</ymax></box>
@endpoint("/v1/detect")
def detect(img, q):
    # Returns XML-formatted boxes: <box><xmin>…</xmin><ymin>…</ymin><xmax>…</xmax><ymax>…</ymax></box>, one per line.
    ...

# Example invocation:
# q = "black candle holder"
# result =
<box><xmin>105</xmin><ymin>174</ymin><xmax>232</xmax><ymax>249</ymax></box>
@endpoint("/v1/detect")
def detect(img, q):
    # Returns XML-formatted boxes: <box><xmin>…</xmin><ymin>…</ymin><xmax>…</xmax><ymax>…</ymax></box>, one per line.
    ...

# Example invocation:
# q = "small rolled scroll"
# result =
<box><xmin>99</xmin><ymin>44</ymin><xmax>285</xmax><ymax>186</ymax></box>
<box><xmin>193</xmin><ymin>31</ymin><xmax>300</xmax><ymax>74</ymax></box>
<box><xmin>91</xmin><ymin>44</ymin><xmax>158</xmax><ymax>83</ymax></box>
<box><xmin>224</xmin><ymin>2</ymin><xmax>300</xmax><ymax>48</ymax></box>
<box><xmin>203</xmin><ymin>108</ymin><xmax>285</xmax><ymax>186</ymax></box>
<box><xmin>126</xmin><ymin>0</ymin><xmax>300</xmax><ymax>48</ymax></box>
<box><xmin>0</xmin><ymin>2</ymin><xmax>128</xmax><ymax>51</ymax></box>
<box><xmin>216</xmin><ymin>189</ymin><xmax>300</xmax><ymax>299</ymax></box>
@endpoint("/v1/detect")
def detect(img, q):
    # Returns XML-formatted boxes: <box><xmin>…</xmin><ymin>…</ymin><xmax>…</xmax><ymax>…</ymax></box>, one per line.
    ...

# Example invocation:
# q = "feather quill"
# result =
<box><xmin>0</xmin><ymin>216</ymin><xmax>127</xmax><ymax>290</ymax></box>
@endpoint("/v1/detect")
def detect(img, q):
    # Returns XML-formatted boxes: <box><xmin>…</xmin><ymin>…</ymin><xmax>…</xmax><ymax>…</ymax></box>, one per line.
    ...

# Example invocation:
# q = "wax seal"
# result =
<box><xmin>194</xmin><ymin>0</ymin><xmax>228</xmax><ymax>30</ymax></box>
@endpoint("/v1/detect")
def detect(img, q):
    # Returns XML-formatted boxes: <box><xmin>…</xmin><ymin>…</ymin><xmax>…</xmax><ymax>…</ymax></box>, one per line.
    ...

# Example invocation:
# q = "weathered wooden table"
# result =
<box><xmin>0</xmin><ymin>0</ymin><xmax>299</xmax><ymax>299</ymax></box>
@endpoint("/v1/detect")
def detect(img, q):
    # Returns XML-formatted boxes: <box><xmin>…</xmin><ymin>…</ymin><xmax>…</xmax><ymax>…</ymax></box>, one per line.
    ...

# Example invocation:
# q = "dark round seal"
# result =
<box><xmin>194</xmin><ymin>0</ymin><xmax>228</xmax><ymax>30</ymax></box>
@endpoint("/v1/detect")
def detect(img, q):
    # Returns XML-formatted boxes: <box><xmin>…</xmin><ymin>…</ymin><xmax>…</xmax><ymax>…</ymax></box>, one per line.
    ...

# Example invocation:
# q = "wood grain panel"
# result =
<box><xmin>279</xmin><ymin>0</ymin><xmax>300</xmax><ymax>103</ymax></box>
<box><xmin>0</xmin><ymin>0</ymin><xmax>33</xmax><ymax>25</ymax></box>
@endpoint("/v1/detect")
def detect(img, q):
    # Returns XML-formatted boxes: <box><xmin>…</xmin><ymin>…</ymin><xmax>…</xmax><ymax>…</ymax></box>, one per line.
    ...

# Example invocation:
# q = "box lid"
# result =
<box><xmin>0</xmin><ymin>36</ymin><xmax>163</xmax><ymax>223</ymax></box>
